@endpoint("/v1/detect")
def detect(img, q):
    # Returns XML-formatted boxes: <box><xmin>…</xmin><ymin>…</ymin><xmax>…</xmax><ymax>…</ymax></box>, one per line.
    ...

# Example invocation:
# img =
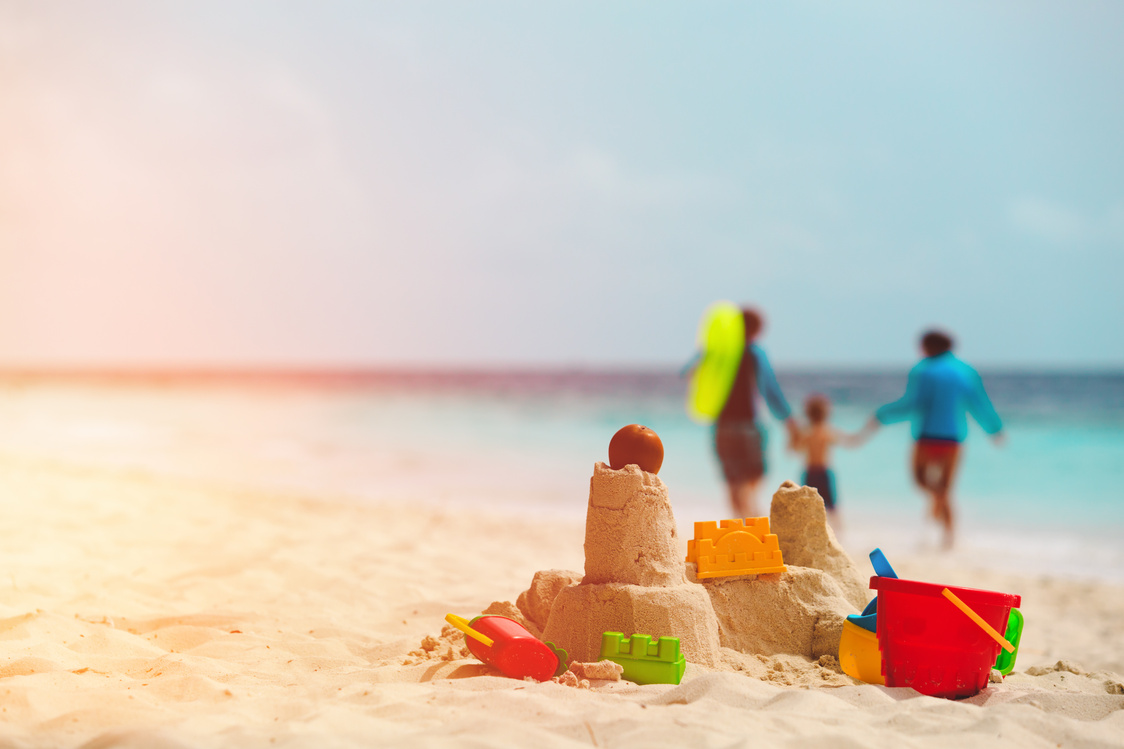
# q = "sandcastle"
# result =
<box><xmin>517</xmin><ymin>465</ymin><xmax>868</xmax><ymax>668</ymax></box>
<box><xmin>538</xmin><ymin>463</ymin><xmax>722</xmax><ymax>666</ymax></box>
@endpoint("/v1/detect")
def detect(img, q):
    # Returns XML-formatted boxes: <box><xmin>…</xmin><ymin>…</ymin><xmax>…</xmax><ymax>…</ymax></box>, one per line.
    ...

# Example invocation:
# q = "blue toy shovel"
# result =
<box><xmin>849</xmin><ymin>548</ymin><xmax>898</xmax><ymax>632</ymax></box>
<box><xmin>869</xmin><ymin>548</ymin><xmax>898</xmax><ymax>580</ymax></box>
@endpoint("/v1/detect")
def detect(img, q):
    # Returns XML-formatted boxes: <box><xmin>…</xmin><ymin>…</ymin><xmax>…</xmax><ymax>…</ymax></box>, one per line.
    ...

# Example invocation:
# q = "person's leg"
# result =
<box><xmin>933</xmin><ymin>448</ymin><xmax>960</xmax><ymax>549</ymax></box>
<box><xmin>717</xmin><ymin>422</ymin><xmax>765</xmax><ymax>518</ymax></box>
<box><xmin>913</xmin><ymin>441</ymin><xmax>961</xmax><ymax>549</ymax></box>
<box><xmin>912</xmin><ymin>443</ymin><xmax>941</xmax><ymax>547</ymax></box>
<box><xmin>824</xmin><ymin>469</ymin><xmax>841</xmax><ymax>534</ymax></box>
<box><xmin>932</xmin><ymin>491</ymin><xmax>953</xmax><ymax>548</ymax></box>
<box><xmin>728</xmin><ymin>479</ymin><xmax>759</xmax><ymax>518</ymax></box>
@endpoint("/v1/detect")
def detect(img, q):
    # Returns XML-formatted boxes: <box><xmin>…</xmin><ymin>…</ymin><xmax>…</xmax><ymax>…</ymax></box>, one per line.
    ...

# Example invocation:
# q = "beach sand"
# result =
<box><xmin>1</xmin><ymin>447</ymin><xmax>1122</xmax><ymax>749</ymax></box>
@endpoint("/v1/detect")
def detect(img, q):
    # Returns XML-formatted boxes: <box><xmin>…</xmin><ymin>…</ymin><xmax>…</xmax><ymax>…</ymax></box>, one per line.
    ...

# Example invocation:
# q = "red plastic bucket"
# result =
<box><xmin>870</xmin><ymin>577</ymin><xmax>1021</xmax><ymax>699</ymax></box>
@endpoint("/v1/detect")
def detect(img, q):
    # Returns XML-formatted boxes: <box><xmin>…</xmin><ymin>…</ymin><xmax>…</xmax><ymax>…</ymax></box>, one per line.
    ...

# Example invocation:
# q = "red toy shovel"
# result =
<box><xmin>446</xmin><ymin>613</ymin><xmax>563</xmax><ymax>682</ymax></box>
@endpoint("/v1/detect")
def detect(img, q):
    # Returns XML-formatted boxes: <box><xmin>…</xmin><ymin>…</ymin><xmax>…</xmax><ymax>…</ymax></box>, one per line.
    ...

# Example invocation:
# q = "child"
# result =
<box><xmin>791</xmin><ymin>393</ymin><xmax>866</xmax><ymax>528</ymax></box>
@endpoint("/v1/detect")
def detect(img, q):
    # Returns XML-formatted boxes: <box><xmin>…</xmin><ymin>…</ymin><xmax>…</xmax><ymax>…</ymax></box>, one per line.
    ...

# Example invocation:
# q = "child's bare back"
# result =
<box><xmin>798</xmin><ymin>422</ymin><xmax>839</xmax><ymax>469</ymax></box>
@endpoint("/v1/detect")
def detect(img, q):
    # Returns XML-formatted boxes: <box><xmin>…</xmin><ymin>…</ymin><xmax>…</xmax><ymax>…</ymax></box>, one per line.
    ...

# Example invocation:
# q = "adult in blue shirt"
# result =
<box><xmin>866</xmin><ymin>330</ymin><xmax>1004</xmax><ymax>549</ymax></box>
<box><xmin>713</xmin><ymin>308</ymin><xmax>799</xmax><ymax>518</ymax></box>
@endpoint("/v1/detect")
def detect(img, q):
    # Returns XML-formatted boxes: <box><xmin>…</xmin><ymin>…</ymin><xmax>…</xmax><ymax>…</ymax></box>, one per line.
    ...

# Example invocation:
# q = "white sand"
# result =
<box><xmin>1</xmin><ymin>455</ymin><xmax>1122</xmax><ymax>749</ymax></box>
<box><xmin>0</xmin><ymin>384</ymin><xmax>1122</xmax><ymax>748</ymax></box>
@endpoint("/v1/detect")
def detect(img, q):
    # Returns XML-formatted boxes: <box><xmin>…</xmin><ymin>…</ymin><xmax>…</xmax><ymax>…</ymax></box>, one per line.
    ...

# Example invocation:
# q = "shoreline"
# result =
<box><xmin>4</xmin><ymin>439</ymin><xmax>1123</xmax><ymax>587</ymax></box>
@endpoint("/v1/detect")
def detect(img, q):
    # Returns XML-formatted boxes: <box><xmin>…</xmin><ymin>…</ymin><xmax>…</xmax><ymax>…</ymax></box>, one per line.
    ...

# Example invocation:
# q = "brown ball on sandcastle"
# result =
<box><xmin>516</xmin><ymin>429</ymin><xmax>870</xmax><ymax>671</ymax></box>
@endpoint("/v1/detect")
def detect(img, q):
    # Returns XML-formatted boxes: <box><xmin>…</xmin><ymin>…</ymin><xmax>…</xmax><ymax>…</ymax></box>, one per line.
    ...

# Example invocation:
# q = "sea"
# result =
<box><xmin>1</xmin><ymin>369</ymin><xmax>1121</xmax><ymax>583</ymax></box>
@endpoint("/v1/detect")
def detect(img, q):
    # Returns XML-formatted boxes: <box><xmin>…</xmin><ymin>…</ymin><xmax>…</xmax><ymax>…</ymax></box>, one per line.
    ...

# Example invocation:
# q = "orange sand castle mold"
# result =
<box><xmin>686</xmin><ymin>517</ymin><xmax>786</xmax><ymax>579</ymax></box>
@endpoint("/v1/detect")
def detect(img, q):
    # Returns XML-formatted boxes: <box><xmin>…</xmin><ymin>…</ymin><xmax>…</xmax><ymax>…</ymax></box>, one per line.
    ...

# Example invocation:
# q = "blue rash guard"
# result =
<box><xmin>751</xmin><ymin>344</ymin><xmax>793</xmax><ymax>423</ymax></box>
<box><xmin>718</xmin><ymin>343</ymin><xmax>793</xmax><ymax>424</ymax></box>
<box><xmin>875</xmin><ymin>352</ymin><xmax>1002</xmax><ymax>442</ymax></box>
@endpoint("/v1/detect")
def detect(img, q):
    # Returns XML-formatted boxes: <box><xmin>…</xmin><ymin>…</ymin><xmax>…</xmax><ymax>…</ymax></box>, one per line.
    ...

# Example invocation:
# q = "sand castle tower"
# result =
<box><xmin>539</xmin><ymin>463</ymin><xmax>722</xmax><ymax>666</ymax></box>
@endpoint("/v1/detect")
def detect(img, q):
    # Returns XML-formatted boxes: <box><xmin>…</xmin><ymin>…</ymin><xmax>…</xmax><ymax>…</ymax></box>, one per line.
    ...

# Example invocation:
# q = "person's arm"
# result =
<box><xmin>751</xmin><ymin>345</ymin><xmax>799</xmax><ymax>445</ymax></box>
<box><xmin>833</xmin><ymin>426</ymin><xmax>869</xmax><ymax>448</ymax></box>
<box><xmin>784</xmin><ymin>416</ymin><xmax>800</xmax><ymax>449</ymax></box>
<box><xmin>751</xmin><ymin>345</ymin><xmax>792</xmax><ymax>421</ymax></box>
<box><xmin>788</xmin><ymin>422</ymin><xmax>806</xmax><ymax>453</ymax></box>
<box><xmin>965</xmin><ymin>368</ymin><xmax>1003</xmax><ymax>437</ymax></box>
<box><xmin>874</xmin><ymin>364</ymin><xmax>922</xmax><ymax>426</ymax></box>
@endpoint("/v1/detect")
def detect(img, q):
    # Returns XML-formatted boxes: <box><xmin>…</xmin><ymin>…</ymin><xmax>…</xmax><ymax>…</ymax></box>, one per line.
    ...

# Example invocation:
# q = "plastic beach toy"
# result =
<box><xmin>993</xmin><ymin>608</ymin><xmax>1024</xmax><ymax>676</ymax></box>
<box><xmin>446</xmin><ymin>614</ymin><xmax>566</xmax><ymax>682</ymax></box>
<box><xmin>838</xmin><ymin>619</ymin><xmax>884</xmax><ymax>685</ymax></box>
<box><xmin>941</xmin><ymin>587</ymin><xmax>1024</xmax><ymax>675</ymax></box>
<box><xmin>839</xmin><ymin>548</ymin><xmax>897</xmax><ymax>684</ymax></box>
<box><xmin>839</xmin><ymin>549</ymin><xmax>1024</xmax><ymax>695</ymax></box>
<box><xmin>941</xmin><ymin>587</ymin><xmax>1015</xmax><ymax>654</ymax></box>
<box><xmin>600</xmin><ymin>632</ymin><xmax>686</xmax><ymax>685</ymax></box>
<box><xmin>843</xmin><ymin>549</ymin><xmax>896</xmax><ymax>635</ymax></box>
<box><xmin>870</xmin><ymin>577</ymin><xmax>1021</xmax><ymax>699</ymax></box>
<box><xmin>686</xmin><ymin>517</ymin><xmax>786</xmax><ymax>579</ymax></box>
<box><xmin>686</xmin><ymin>301</ymin><xmax>744</xmax><ymax>424</ymax></box>
<box><xmin>868</xmin><ymin>548</ymin><xmax>897</xmax><ymax>580</ymax></box>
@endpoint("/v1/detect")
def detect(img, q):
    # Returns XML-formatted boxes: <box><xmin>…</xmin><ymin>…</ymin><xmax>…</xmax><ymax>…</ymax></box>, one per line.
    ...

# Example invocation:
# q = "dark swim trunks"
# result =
<box><xmin>803</xmin><ymin>466</ymin><xmax>837</xmax><ymax>510</ymax></box>
<box><xmin>913</xmin><ymin>437</ymin><xmax>961</xmax><ymax>492</ymax></box>
<box><xmin>714</xmin><ymin>421</ymin><xmax>766</xmax><ymax>483</ymax></box>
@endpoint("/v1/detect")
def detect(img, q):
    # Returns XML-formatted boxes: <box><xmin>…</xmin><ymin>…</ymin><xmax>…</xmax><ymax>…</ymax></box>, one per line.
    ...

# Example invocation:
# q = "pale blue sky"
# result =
<box><xmin>1</xmin><ymin>1</ymin><xmax>1122</xmax><ymax>369</ymax></box>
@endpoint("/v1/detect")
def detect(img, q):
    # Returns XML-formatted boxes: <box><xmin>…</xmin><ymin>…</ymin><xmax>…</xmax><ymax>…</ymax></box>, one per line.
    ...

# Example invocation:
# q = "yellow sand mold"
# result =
<box><xmin>686</xmin><ymin>518</ymin><xmax>787</xmax><ymax>579</ymax></box>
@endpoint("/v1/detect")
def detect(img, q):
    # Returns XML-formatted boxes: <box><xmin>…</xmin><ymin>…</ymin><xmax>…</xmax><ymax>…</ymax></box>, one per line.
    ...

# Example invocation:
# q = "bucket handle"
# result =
<box><xmin>941</xmin><ymin>588</ymin><xmax>1015</xmax><ymax>653</ymax></box>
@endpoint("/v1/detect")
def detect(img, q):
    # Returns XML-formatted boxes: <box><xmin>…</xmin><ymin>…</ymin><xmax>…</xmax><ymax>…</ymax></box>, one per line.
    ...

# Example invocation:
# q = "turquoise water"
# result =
<box><xmin>344</xmin><ymin>371</ymin><xmax>1124</xmax><ymax>529</ymax></box>
<box><xmin>320</xmin><ymin>370</ymin><xmax>1124</xmax><ymax>582</ymax></box>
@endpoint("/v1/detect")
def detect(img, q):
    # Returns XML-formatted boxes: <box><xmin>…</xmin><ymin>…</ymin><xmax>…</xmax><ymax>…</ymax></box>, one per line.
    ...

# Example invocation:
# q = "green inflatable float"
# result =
<box><xmin>686</xmin><ymin>301</ymin><xmax>745</xmax><ymax>424</ymax></box>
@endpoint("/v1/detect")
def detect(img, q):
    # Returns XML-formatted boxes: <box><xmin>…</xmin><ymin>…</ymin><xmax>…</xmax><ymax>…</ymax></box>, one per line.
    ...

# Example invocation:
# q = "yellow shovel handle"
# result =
<box><xmin>941</xmin><ymin>588</ymin><xmax>1015</xmax><ymax>653</ymax></box>
<box><xmin>445</xmin><ymin>614</ymin><xmax>494</xmax><ymax>648</ymax></box>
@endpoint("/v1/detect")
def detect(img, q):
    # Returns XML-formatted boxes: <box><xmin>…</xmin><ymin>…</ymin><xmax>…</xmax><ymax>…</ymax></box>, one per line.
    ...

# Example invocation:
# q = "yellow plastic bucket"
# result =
<box><xmin>839</xmin><ymin>619</ymin><xmax>884</xmax><ymax>685</ymax></box>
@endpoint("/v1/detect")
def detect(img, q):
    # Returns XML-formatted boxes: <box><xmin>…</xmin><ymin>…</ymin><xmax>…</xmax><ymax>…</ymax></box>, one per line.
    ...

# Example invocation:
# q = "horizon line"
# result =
<box><xmin>0</xmin><ymin>363</ymin><xmax>1120</xmax><ymax>384</ymax></box>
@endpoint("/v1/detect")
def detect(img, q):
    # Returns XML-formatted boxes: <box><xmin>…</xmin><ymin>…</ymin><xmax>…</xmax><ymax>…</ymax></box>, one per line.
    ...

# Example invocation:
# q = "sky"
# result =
<box><xmin>1</xmin><ymin>1</ymin><xmax>1122</xmax><ymax>370</ymax></box>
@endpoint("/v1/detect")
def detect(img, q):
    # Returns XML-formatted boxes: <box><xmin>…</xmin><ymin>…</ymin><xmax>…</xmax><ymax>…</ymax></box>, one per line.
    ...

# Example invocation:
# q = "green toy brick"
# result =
<box><xmin>599</xmin><ymin>631</ymin><xmax>686</xmax><ymax>685</ymax></box>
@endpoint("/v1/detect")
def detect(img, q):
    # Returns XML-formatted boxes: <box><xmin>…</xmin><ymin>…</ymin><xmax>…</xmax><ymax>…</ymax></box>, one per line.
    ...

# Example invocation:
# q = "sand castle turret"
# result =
<box><xmin>539</xmin><ymin>463</ymin><xmax>722</xmax><ymax>666</ymax></box>
<box><xmin>769</xmin><ymin>482</ymin><xmax>869</xmax><ymax>611</ymax></box>
<box><xmin>581</xmin><ymin>463</ymin><xmax>684</xmax><ymax>586</ymax></box>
